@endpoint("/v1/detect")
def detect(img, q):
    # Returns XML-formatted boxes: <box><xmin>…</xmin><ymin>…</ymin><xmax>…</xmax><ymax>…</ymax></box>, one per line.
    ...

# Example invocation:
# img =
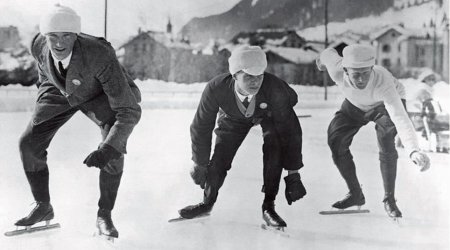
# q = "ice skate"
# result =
<box><xmin>261</xmin><ymin>202</ymin><xmax>286</xmax><ymax>231</ymax></box>
<box><xmin>383</xmin><ymin>195</ymin><xmax>402</xmax><ymax>222</ymax></box>
<box><xmin>320</xmin><ymin>192</ymin><xmax>369</xmax><ymax>215</ymax></box>
<box><xmin>5</xmin><ymin>202</ymin><xmax>60</xmax><ymax>236</ymax></box>
<box><xmin>169</xmin><ymin>202</ymin><xmax>213</xmax><ymax>222</ymax></box>
<box><xmin>95</xmin><ymin>209</ymin><xmax>118</xmax><ymax>242</ymax></box>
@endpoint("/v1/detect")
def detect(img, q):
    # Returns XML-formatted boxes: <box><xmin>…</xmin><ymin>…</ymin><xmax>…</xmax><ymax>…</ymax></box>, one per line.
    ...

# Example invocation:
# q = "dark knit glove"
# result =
<box><xmin>284</xmin><ymin>173</ymin><xmax>306</xmax><ymax>205</ymax></box>
<box><xmin>190</xmin><ymin>164</ymin><xmax>208</xmax><ymax>189</ymax></box>
<box><xmin>83</xmin><ymin>144</ymin><xmax>121</xmax><ymax>169</ymax></box>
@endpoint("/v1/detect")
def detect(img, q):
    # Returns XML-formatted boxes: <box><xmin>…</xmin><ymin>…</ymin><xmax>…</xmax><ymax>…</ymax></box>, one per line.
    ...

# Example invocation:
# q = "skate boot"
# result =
<box><xmin>383</xmin><ymin>194</ymin><xmax>402</xmax><ymax>218</ymax></box>
<box><xmin>262</xmin><ymin>202</ymin><xmax>287</xmax><ymax>228</ymax></box>
<box><xmin>179</xmin><ymin>202</ymin><xmax>213</xmax><ymax>219</ymax></box>
<box><xmin>332</xmin><ymin>191</ymin><xmax>365</xmax><ymax>209</ymax></box>
<box><xmin>15</xmin><ymin>202</ymin><xmax>54</xmax><ymax>226</ymax></box>
<box><xmin>96</xmin><ymin>209</ymin><xmax>118</xmax><ymax>239</ymax></box>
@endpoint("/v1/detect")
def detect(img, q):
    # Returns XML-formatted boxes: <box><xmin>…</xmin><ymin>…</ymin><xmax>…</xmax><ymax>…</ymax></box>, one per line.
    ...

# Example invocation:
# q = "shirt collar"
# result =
<box><xmin>234</xmin><ymin>84</ymin><xmax>254</xmax><ymax>102</ymax></box>
<box><xmin>52</xmin><ymin>52</ymin><xmax>72</xmax><ymax>69</ymax></box>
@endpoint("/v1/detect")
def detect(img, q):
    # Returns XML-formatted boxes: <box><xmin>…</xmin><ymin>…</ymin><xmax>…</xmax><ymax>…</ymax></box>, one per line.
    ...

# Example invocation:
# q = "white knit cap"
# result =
<box><xmin>342</xmin><ymin>44</ymin><xmax>375</xmax><ymax>68</ymax></box>
<box><xmin>228</xmin><ymin>45</ymin><xmax>267</xmax><ymax>76</ymax></box>
<box><xmin>40</xmin><ymin>4</ymin><xmax>81</xmax><ymax>35</ymax></box>
<box><xmin>417</xmin><ymin>69</ymin><xmax>436</xmax><ymax>82</ymax></box>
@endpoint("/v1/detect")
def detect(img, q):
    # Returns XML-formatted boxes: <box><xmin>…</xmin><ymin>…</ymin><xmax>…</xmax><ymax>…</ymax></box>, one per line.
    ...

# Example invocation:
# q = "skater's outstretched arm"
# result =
<box><xmin>377</xmin><ymin>72</ymin><xmax>431</xmax><ymax>172</ymax></box>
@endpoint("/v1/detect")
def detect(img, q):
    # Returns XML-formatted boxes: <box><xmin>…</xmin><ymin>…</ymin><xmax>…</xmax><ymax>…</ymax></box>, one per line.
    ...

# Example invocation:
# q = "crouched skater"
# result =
<box><xmin>178</xmin><ymin>45</ymin><xmax>307</xmax><ymax>229</ymax></box>
<box><xmin>317</xmin><ymin>44</ymin><xmax>430</xmax><ymax>219</ymax></box>
<box><xmin>10</xmin><ymin>4</ymin><xmax>141</xmax><ymax>240</ymax></box>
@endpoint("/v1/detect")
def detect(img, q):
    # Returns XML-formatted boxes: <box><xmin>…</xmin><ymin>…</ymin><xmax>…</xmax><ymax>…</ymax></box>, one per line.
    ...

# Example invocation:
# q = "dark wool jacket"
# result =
<box><xmin>30</xmin><ymin>33</ymin><xmax>141</xmax><ymax>154</ymax></box>
<box><xmin>191</xmin><ymin>72</ymin><xmax>303</xmax><ymax>170</ymax></box>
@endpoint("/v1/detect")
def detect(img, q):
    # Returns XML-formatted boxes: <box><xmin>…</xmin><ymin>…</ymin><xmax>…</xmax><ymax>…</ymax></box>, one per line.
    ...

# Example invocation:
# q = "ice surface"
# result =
<box><xmin>0</xmin><ymin>107</ymin><xmax>449</xmax><ymax>250</ymax></box>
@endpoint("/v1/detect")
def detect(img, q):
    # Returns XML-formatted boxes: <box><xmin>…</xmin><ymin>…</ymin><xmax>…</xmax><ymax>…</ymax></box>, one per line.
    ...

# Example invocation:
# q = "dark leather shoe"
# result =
<box><xmin>15</xmin><ymin>202</ymin><xmax>54</xmax><ymax>226</ymax></box>
<box><xmin>97</xmin><ymin>209</ymin><xmax>118</xmax><ymax>238</ymax></box>
<box><xmin>179</xmin><ymin>202</ymin><xmax>213</xmax><ymax>219</ymax></box>
<box><xmin>332</xmin><ymin>191</ymin><xmax>365</xmax><ymax>209</ymax></box>
<box><xmin>262</xmin><ymin>202</ymin><xmax>287</xmax><ymax>227</ymax></box>
<box><xmin>383</xmin><ymin>194</ymin><xmax>402</xmax><ymax>218</ymax></box>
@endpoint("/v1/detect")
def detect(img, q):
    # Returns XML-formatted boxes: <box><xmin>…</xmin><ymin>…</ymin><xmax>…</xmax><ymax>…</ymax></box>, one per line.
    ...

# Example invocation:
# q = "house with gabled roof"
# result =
<box><xmin>370</xmin><ymin>23</ymin><xmax>444</xmax><ymax>76</ymax></box>
<box><xmin>227</xmin><ymin>28</ymin><xmax>327</xmax><ymax>85</ymax></box>
<box><xmin>119</xmin><ymin>25</ymin><xmax>229</xmax><ymax>83</ymax></box>
<box><xmin>328</xmin><ymin>31</ymin><xmax>371</xmax><ymax>56</ymax></box>
<box><xmin>265</xmin><ymin>46</ymin><xmax>322</xmax><ymax>85</ymax></box>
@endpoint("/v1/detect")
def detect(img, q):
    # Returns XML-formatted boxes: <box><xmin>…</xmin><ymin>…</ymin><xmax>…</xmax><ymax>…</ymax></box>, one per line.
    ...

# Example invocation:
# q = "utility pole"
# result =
<box><xmin>443</xmin><ymin>12</ymin><xmax>449</xmax><ymax>82</ymax></box>
<box><xmin>104</xmin><ymin>0</ymin><xmax>108</xmax><ymax>39</ymax></box>
<box><xmin>323</xmin><ymin>0</ymin><xmax>329</xmax><ymax>100</ymax></box>
<box><xmin>432</xmin><ymin>0</ymin><xmax>437</xmax><ymax>71</ymax></box>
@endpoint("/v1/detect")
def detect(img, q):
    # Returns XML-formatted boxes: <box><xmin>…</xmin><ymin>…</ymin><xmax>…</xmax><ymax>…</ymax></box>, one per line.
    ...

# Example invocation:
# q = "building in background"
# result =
<box><xmin>0</xmin><ymin>26</ymin><xmax>21</xmax><ymax>51</ymax></box>
<box><xmin>371</xmin><ymin>24</ymin><xmax>444</xmax><ymax>78</ymax></box>
<box><xmin>119</xmin><ymin>21</ymin><xmax>229</xmax><ymax>83</ymax></box>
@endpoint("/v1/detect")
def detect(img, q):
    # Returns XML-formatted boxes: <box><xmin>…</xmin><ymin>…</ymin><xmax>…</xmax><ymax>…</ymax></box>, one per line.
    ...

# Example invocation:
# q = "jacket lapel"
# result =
<box><xmin>43</xmin><ymin>48</ymin><xmax>66</xmax><ymax>92</ymax></box>
<box><xmin>64</xmin><ymin>40</ymin><xmax>84</xmax><ymax>95</ymax></box>
<box><xmin>254</xmin><ymin>81</ymin><xmax>270</xmax><ymax>117</ymax></box>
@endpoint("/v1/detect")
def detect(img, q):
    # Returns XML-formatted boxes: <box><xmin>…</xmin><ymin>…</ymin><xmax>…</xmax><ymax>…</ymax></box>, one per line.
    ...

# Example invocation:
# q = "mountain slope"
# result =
<box><xmin>179</xmin><ymin>0</ymin><xmax>394</xmax><ymax>44</ymax></box>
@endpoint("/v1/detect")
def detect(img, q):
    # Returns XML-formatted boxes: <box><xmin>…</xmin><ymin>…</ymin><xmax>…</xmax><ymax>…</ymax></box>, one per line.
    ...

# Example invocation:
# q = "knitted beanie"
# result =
<box><xmin>228</xmin><ymin>45</ymin><xmax>267</xmax><ymax>76</ymax></box>
<box><xmin>40</xmin><ymin>4</ymin><xmax>81</xmax><ymax>35</ymax></box>
<box><xmin>342</xmin><ymin>44</ymin><xmax>375</xmax><ymax>68</ymax></box>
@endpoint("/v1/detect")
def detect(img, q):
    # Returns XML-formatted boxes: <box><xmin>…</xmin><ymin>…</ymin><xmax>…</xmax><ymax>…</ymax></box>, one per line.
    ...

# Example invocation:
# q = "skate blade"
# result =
<box><xmin>5</xmin><ymin>221</ymin><xmax>60</xmax><ymax>237</ymax></box>
<box><xmin>93</xmin><ymin>230</ymin><xmax>117</xmax><ymax>243</ymax></box>
<box><xmin>260</xmin><ymin>224</ymin><xmax>289</xmax><ymax>237</ymax></box>
<box><xmin>168</xmin><ymin>213</ymin><xmax>210</xmax><ymax>223</ymax></box>
<box><xmin>320</xmin><ymin>206</ymin><xmax>370</xmax><ymax>215</ymax></box>
<box><xmin>389</xmin><ymin>216</ymin><xmax>402</xmax><ymax>226</ymax></box>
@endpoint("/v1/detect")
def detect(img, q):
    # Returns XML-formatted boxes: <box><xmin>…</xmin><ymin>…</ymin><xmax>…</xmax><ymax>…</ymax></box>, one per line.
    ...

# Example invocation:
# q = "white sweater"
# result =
<box><xmin>320</xmin><ymin>48</ymin><xmax>419</xmax><ymax>155</ymax></box>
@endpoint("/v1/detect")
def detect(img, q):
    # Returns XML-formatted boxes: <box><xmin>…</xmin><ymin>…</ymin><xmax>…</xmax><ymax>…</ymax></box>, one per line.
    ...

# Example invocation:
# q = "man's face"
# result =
<box><xmin>423</xmin><ymin>75</ymin><xmax>437</xmax><ymax>87</ymax></box>
<box><xmin>45</xmin><ymin>32</ymin><xmax>77</xmax><ymax>60</ymax></box>
<box><xmin>345</xmin><ymin>66</ymin><xmax>373</xmax><ymax>89</ymax></box>
<box><xmin>233</xmin><ymin>71</ymin><xmax>264</xmax><ymax>96</ymax></box>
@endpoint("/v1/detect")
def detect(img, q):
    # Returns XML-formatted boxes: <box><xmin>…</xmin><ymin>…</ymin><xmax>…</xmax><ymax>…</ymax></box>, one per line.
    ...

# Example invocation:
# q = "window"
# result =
<box><xmin>398</xmin><ymin>43</ymin><xmax>401</xmax><ymax>52</ymax></box>
<box><xmin>397</xmin><ymin>58</ymin><xmax>401</xmax><ymax>66</ymax></box>
<box><xmin>382</xmin><ymin>58</ymin><xmax>391</xmax><ymax>68</ymax></box>
<box><xmin>420</xmin><ymin>47</ymin><xmax>426</xmax><ymax>56</ymax></box>
<box><xmin>382</xmin><ymin>44</ymin><xmax>391</xmax><ymax>53</ymax></box>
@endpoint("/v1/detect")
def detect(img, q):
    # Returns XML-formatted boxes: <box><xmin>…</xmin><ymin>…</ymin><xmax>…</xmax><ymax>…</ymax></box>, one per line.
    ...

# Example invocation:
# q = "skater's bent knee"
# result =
<box><xmin>18</xmin><ymin>133</ymin><xmax>34</xmax><ymax>153</ymax></box>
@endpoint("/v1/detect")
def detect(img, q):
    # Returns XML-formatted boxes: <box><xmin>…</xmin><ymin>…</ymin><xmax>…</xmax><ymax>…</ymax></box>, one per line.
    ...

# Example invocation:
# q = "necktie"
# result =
<box><xmin>242</xmin><ymin>97</ymin><xmax>249</xmax><ymax>108</ymax></box>
<box><xmin>58</xmin><ymin>61</ymin><xmax>67</xmax><ymax>78</ymax></box>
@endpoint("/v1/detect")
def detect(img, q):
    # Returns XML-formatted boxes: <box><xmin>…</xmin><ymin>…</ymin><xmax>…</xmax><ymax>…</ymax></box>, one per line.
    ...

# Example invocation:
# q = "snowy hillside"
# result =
<box><xmin>298</xmin><ymin>0</ymin><xmax>448</xmax><ymax>42</ymax></box>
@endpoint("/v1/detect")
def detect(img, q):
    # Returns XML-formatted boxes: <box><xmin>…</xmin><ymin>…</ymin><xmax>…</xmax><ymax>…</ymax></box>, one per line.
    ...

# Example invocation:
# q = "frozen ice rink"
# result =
<box><xmin>0</xmin><ymin>107</ymin><xmax>449</xmax><ymax>250</ymax></box>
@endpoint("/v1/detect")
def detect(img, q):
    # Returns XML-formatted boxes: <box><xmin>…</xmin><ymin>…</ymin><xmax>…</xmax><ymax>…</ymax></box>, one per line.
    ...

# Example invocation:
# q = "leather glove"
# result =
<box><xmin>410</xmin><ymin>151</ymin><xmax>431</xmax><ymax>172</ymax></box>
<box><xmin>190</xmin><ymin>164</ymin><xmax>208</xmax><ymax>189</ymax></box>
<box><xmin>284</xmin><ymin>173</ymin><xmax>306</xmax><ymax>205</ymax></box>
<box><xmin>83</xmin><ymin>144</ymin><xmax>121</xmax><ymax>169</ymax></box>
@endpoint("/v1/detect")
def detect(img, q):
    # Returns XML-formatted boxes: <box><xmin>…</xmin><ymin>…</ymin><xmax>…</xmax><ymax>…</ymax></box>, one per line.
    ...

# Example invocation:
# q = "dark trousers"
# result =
<box><xmin>327</xmin><ymin>99</ymin><xmax>398</xmax><ymax>197</ymax></box>
<box><xmin>203</xmin><ymin>118</ymin><xmax>283</xmax><ymax>205</ymax></box>
<box><xmin>19</xmin><ymin>108</ymin><xmax>123</xmax><ymax>211</ymax></box>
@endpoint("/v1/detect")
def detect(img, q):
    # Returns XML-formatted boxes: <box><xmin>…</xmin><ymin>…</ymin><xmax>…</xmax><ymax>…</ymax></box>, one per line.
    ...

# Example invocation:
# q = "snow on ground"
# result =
<box><xmin>0</xmin><ymin>79</ymin><xmax>344</xmax><ymax>112</ymax></box>
<box><xmin>0</xmin><ymin>104</ymin><xmax>449</xmax><ymax>249</ymax></box>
